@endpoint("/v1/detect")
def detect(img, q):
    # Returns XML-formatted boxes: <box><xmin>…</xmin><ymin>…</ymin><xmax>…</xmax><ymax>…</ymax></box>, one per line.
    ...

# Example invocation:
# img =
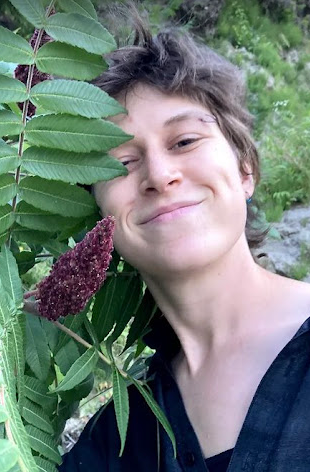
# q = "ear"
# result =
<box><xmin>240</xmin><ymin>162</ymin><xmax>255</xmax><ymax>199</ymax></box>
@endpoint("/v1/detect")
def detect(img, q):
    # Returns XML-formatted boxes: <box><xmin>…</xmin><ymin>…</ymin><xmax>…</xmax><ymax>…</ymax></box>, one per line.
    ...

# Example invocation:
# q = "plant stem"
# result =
<box><xmin>10</xmin><ymin>0</ymin><xmax>55</xmax><ymax>246</ymax></box>
<box><xmin>12</xmin><ymin>28</ymin><xmax>44</xmax><ymax>214</ymax></box>
<box><xmin>0</xmin><ymin>386</ymin><xmax>28</xmax><ymax>472</ymax></box>
<box><xmin>53</xmin><ymin>320</ymin><xmax>111</xmax><ymax>364</ymax></box>
<box><xmin>106</xmin><ymin>271</ymin><xmax>138</xmax><ymax>277</ymax></box>
<box><xmin>53</xmin><ymin>320</ymin><xmax>129</xmax><ymax>378</ymax></box>
<box><xmin>23</xmin><ymin>293</ymin><xmax>132</xmax><ymax>380</ymax></box>
<box><xmin>23</xmin><ymin>290</ymin><xmax>37</xmax><ymax>299</ymax></box>
<box><xmin>35</xmin><ymin>253</ymin><xmax>53</xmax><ymax>259</ymax></box>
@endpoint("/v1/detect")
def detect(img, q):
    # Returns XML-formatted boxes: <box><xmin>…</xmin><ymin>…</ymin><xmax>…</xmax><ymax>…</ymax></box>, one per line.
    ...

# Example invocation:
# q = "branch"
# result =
<box><xmin>24</xmin><ymin>284</ymin><xmax>131</xmax><ymax>379</ymax></box>
<box><xmin>12</xmin><ymin>27</ymin><xmax>44</xmax><ymax>213</ymax></box>
<box><xmin>53</xmin><ymin>320</ymin><xmax>111</xmax><ymax>365</ymax></box>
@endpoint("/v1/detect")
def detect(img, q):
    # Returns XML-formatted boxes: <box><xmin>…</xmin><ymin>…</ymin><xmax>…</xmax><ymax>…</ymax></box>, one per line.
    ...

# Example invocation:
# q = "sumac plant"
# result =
<box><xmin>0</xmin><ymin>1</ymin><xmax>175</xmax><ymax>471</ymax></box>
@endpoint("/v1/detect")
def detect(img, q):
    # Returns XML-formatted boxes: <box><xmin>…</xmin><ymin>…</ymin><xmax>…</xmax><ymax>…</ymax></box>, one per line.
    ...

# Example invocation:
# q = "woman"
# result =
<box><xmin>59</xmin><ymin>17</ymin><xmax>310</xmax><ymax>472</ymax></box>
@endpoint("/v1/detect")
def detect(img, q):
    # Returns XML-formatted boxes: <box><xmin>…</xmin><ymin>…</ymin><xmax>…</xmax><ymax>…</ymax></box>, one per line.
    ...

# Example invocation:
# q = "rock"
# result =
<box><xmin>61</xmin><ymin>415</ymin><xmax>92</xmax><ymax>453</ymax></box>
<box><xmin>254</xmin><ymin>205</ymin><xmax>310</xmax><ymax>281</ymax></box>
<box><xmin>266</xmin><ymin>74</ymin><xmax>276</xmax><ymax>89</ymax></box>
<box><xmin>285</xmin><ymin>49</ymin><xmax>300</xmax><ymax>64</ymax></box>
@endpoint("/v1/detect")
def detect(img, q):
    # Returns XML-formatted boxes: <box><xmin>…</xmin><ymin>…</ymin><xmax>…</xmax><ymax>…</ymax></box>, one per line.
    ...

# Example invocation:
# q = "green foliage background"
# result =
<box><xmin>215</xmin><ymin>0</ymin><xmax>310</xmax><ymax>221</ymax></box>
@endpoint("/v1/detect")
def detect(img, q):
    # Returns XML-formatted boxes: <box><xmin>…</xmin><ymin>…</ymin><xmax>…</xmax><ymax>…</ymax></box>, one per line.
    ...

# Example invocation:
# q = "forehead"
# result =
<box><xmin>111</xmin><ymin>84</ymin><xmax>215</xmax><ymax>132</ymax></box>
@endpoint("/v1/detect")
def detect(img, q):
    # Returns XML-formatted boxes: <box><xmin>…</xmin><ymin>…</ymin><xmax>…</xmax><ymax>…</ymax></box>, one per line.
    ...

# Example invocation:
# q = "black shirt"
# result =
<box><xmin>205</xmin><ymin>449</ymin><xmax>233</xmax><ymax>471</ymax></box>
<box><xmin>59</xmin><ymin>315</ymin><xmax>310</xmax><ymax>471</ymax></box>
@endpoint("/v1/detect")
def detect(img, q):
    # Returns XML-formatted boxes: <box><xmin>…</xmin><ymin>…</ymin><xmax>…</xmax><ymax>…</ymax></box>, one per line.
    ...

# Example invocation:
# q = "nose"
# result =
<box><xmin>139</xmin><ymin>149</ymin><xmax>183</xmax><ymax>194</ymax></box>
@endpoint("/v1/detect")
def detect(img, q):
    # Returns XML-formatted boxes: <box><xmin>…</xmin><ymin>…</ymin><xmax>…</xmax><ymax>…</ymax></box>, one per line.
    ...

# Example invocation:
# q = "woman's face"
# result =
<box><xmin>94</xmin><ymin>84</ymin><xmax>254</xmax><ymax>278</ymax></box>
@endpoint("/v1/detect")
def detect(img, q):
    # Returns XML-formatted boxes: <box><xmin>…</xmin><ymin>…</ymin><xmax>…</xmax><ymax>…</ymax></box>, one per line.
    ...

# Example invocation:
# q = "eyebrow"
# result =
<box><xmin>163</xmin><ymin>110</ymin><xmax>217</xmax><ymax>127</ymax></box>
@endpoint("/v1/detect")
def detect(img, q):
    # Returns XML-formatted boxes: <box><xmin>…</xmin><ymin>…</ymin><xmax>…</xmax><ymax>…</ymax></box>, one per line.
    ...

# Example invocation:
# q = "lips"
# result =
<box><xmin>140</xmin><ymin>201</ymin><xmax>201</xmax><ymax>224</ymax></box>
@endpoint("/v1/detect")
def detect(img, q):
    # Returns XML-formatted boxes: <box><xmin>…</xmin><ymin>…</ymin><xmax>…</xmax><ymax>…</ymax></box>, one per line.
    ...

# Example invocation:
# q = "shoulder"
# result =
<box><xmin>262</xmin><ymin>270</ymin><xmax>310</xmax><ymax>325</ymax></box>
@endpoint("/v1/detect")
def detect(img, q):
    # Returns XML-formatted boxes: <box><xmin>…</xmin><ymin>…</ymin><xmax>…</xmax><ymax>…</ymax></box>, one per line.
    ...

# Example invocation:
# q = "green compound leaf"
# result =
<box><xmin>124</xmin><ymin>288</ymin><xmax>157</xmax><ymax>352</ymax></box>
<box><xmin>108</xmin><ymin>276</ymin><xmax>143</xmax><ymax>345</ymax></box>
<box><xmin>39</xmin><ymin>318</ymin><xmax>59</xmax><ymax>352</ymax></box>
<box><xmin>58</xmin><ymin>0</ymin><xmax>97</xmax><ymax>20</ymax></box>
<box><xmin>35</xmin><ymin>456</ymin><xmax>58</xmax><ymax>472</ymax></box>
<box><xmin>0</xmin><ymin>371</ymin><xmax>38</xmax><ymax>471</ymax></box>
<box><xmin>0</xmin><ymin>279</ymin><xmax>11</xmax><ymax>324</ymax></box>
<box><xmin>0</xmin><ymin>61</ymin><xmax>19</xmax><ymax>77</ymax></box>
<box><xmin>0</xmin><ymin>111</ymin><xmax>23</xmax><ymax>137</ymax></box>
<box><xmin>42</xmin><ymin>239</ymin><xmax>70</xmax><ymax>258</ymax></box>
<box><xmin>22</xmin><ymin>398</ymin><xmax>54</xmax><ymax>434</ymax></box>
<box><xmin>52</xmin><ymin>347</ymin><xmax>99</xmax><ymax>392</ymax></box>
<box><xmin>0</xmin><ymin>141</ymin><xmax>19</xmax><ymax>175</ymax></box>
<box><xmin>25</xmin><ymin>313</ymin><xmax>51</xmax><ymax>382</ymax></box>
<box><xmin>59</xmin><ymin>372</ymin><xmax>94</xmax><ymax>403</ymax></box>
<box><xmin>8</xmin><ymin>0</ymin><xmax>47</xmax><ymax>28</ymax></box>
<box><xmin>12</xmin><ymin>225</ymin><xmax>51</xmax><ymax>245</ymax></box>
<box><xmin>0</xmin><ymin>174</ymin><xmax>17</xmax><ymax>206</ymax></box>
<box><xmin>22</xmin><ymin>146</ymin><xmax>127</xmax><ymax>184</ymax></box>
<box><xmin>0</xmin><ymin>75</ymin><xmax>28</xmax><ymax>103</ymax></box>
<box><xmin>112</xmin><ymin>367</ymin><xmax>129</xmax><ymax>456</ymax></box>
<box><xmin>0</xmin><ymin>439</ymin><xmax>19</xmax><ymax>472</ymax></box>
<box><xmin>92</xmin><ymin>276</ymin><xmax>126</xmax><ymax>343</ymax></box>
<box><xmin>30</xmin><ymin>79</ymin><xmax>125</xmax><ymax>118</ymax></box>
<box><xmin>25</xmin><ymin>425</ymin><xmax>62</xmax><ymax>464</ymax></box>
<box><xmin>0</xmin><ymin>231</ymin><xmax>9</xmax><ymax>246</ymax></box>
<box><xmin>36</xmin><ymin>42</ymin><xmax>107</xmax><ymax>81</ymax></box>
<box><xmin>131</xmin><ymin>378</ymin><xmax>177</xmax><ymax>458</ymax></box>
<box><xmin>0</xmin><ymin>244</ymin><xmax>23</xmax><ymax>310</ymax></box>
<box><xmin>45</xmin><ymin>13</ymin><xmax>116</xmax><ymax>55</ymax></box>
<box><xmin>16</xmin><ymin>200</ymin><xmax>83</xmax><ymax>232</ymax></box>
<box><xmin>15</xmin><ymin>250</ymin><xmax>36</xmax><ymax>275</ymax></box>
<box><xmin>54</xmin><ymin>339</ymin><xmax>81</xmax><ymax>376</ymax></box>
<box><xmin>25</xmin><ymin>114</ymin><xmax>132</xmax><ymax>153</ymax></box>
<box><xmin>0</xmin><ymin>405</ymin><xmax>9</xmax><ymax>422</ymax></box>
<box><xmin>24</xmin><ymin>376</ymin><xmax>57</xmax><ymax>415</ymax></box>
<box><xmin>19</xmin><ymin>176</ymin><xmax>96</xmax><ymax>217</ymax></box>
<box><xmin>7</xmin><ymin>102</ymin><xmax>22</xmax><ymax>116</ymax></box>
<box><xmin>0</xmin><ymin>204</ymin><xmax>14</xmax><ymax>234</ymax></box>
<box><xmin>12</xmin><ymin>315</ymin><xmax>26</xmax><ymax>410</ymax></box>
<box><xmin>0</xmin><ymin>26</ymin><xmax>34</xmax><ymax>65</ymax></box>
<box><xmin>54</xmin><ymin>310</ymin><xmax>87</xmax><ymax>354</ymax></box>
<box><xmin>0</xmin><ymin>324</ymin><xmax>17</xmax><ymax>398</ymax></box>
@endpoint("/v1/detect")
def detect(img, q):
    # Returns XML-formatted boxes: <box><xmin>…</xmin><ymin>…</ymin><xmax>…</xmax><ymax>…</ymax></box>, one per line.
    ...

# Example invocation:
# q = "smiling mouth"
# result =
<box><xmin>142</xmin><ymin>202</ymin><xmax>201</xmax><ymax>224</ymax></box>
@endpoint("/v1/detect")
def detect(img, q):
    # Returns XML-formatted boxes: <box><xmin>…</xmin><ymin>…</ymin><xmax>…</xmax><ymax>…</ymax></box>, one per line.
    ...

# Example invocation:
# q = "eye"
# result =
<box><xmin>120</xmin><ymin>157</ymin><xmax>139</xmax><ymax>168</ymax></box>
<box><xmin>170</xmin><ymin>137</ymin><xmax>199</xmax><ymax>150</ymax></box>
<box><xmin>121</xmin><ymin>160</ymin><xmax>131</xmax><ymax>167</ymax></box>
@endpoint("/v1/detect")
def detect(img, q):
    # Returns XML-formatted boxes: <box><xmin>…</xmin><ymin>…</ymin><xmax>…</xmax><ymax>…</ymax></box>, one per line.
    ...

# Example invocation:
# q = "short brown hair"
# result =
<box><xmin>93</xmin><ymin>14</ymin><xmax>267</xmax><ymax>248</ymax></box>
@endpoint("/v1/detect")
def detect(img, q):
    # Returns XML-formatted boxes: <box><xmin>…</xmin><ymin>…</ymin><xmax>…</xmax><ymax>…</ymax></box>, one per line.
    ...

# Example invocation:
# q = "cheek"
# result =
<box><xmin>94</xmin><ymin>181</ymin><xmax>119</xmax><ymax>217</ymax></box>
<box><xmin>212</xmin><ymin>145</ymin><xmax>243</xmax><ymax>187</ymax></box>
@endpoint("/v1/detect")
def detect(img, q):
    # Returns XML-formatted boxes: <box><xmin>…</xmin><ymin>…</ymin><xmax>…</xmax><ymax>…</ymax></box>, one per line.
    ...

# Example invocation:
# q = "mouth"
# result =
<box><xmin>141</xmin><ymin>201</ymin><xmax>202</xmax><ymax>224</ymax></box>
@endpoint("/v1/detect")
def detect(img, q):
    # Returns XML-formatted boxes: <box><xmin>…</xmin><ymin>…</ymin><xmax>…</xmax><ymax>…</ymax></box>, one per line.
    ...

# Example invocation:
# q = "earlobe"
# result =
<box><xmin>241</xmin><ymin>165</ymin><xmax>255</xmax><ymax>199</ymax></box>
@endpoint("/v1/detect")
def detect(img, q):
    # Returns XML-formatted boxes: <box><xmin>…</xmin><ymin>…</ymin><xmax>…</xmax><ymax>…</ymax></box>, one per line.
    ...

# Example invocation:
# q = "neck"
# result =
<box><xmin>142</xmin><ymin>237</ymin><xmax>273</xmax><ymax>374</ymax></box>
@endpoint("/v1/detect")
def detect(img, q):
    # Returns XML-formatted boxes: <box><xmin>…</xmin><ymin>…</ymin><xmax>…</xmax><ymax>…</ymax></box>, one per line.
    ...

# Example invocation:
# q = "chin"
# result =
<box><xmin>138</xmin><ymin>239</ymin><xmax>227</xmax><ymax>278</ymax></box>
<box><xmin>115</xmin><ymin>223</ymin><xmax>246</xmax><ymax>278</ymax></box>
